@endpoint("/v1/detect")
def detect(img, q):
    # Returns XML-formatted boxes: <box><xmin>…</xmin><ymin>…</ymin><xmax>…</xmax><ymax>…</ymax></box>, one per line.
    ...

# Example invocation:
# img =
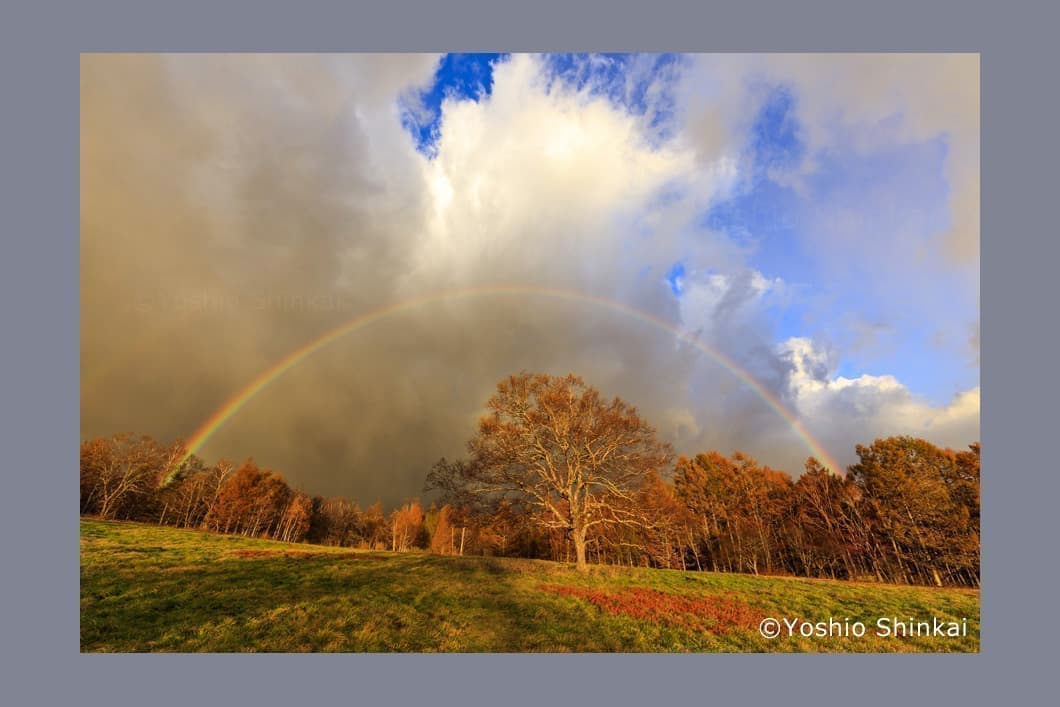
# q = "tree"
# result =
<box><xmin>674</xmin><ymin>452</ymin><xmax>740</xmax><ymax>573</ymax></box>
<box><xmin>390</xmin><ymin>499</ymin><xmax>425</xmax><ymax>552</ymax></box>
<box><xmin>425</xmin><ymin>372</ymin><xmax>673</xmax><ymax>571</ymax></box>
<box><xmin>80</xmin><ymin>434</ymin><xmax>169</xmax><ymax>519</ymax></box>
<box><xmin>628</xmin><ymin>470</ymin><xmax>691</xmax><ymax>569</ymax></box>
<box><xmin>847</xmin><ymin>436</ymin><xmax>977</xmax><ymax>586</ymax></box>
<box><xmin>429</xmin><ymin>504</ymin><xmax>455</xmax><ymax>555</ymax></box>
<box><xmin>361</xmin><ymin>501</ymin><xmax>389</xmax><ymax>550</ymax></box>
<box><xmin>674</xmin><ymin>451</ymin><xmax>792</xmax><ymax>576</ymax></box>
<box><xmin>275</xmin><ymin>491</ymin><xmax>313</xmax><ymax>543</ymax></box>
<box><xmin>203</xmin><ymin>459</ymin><xmax>293</xmax><ymax>538</ymax></box>
<box><xmin>308</xmin><ymin>497</ymin><xmax>365</xmax><ymax>547</ymax></box>
<box><xmin>792</xmin><ymin>458</ymin><xmax>859</xmax><ymax>580</ymax></box>
<box><xmin>154</xmin><ymin>449</ymin><xmax>206</xmax><ymax>526</ymax></box>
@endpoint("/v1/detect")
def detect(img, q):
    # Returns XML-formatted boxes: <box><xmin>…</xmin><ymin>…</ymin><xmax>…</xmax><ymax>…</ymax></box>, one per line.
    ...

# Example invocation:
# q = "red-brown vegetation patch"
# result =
<box><xmin>229</xmin><ymin>549</ymin><xmax>277</xmax><ymax>558</ymax></box>
<box><xmin>229</xmin><ymin>549</ymin><xmax>320</xmax><ymax>560</ymax></box>
<box><xmin>538</xmin><ymin>584</ymin><xmax>764</xmax><ymax>633</ymax></box>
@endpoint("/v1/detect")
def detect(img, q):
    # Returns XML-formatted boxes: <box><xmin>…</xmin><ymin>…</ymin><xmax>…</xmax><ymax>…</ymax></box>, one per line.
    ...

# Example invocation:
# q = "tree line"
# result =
<box><xmin>81</xmin><ymin>434</ymin><xmax>430</xmax><ymax>551</ymax></box>
<box><xmin>80</xmin><ymin>373</ymin><xmax>979</xmax><ymax>586</ymax></box>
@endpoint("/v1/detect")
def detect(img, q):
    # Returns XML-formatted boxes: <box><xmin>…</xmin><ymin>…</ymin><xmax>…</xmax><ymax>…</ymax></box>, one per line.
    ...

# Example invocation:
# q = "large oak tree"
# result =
<box><xmin>426</xmin><ymin>372</ymin><xmax>673</xmax><ymax>570</ymax></box>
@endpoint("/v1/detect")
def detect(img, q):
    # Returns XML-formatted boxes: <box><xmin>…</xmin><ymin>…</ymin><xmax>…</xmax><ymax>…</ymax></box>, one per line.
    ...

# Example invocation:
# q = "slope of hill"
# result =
<box><xmin>80</xmin><ymin>519</ymin><xmax>979</xmax><ymax>652</ymax></box>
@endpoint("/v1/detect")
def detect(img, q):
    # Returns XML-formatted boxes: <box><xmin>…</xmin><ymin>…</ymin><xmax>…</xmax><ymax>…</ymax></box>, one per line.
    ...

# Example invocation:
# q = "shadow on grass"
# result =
<box><xmin>83</xmin><ymin>548</ymin><xmax>594</xmax><ymax>651</ymax></box>
<box><xmin>80</xmin><ymin>520</ymin><xmax>980</xmax><ymax>653</ymax></box>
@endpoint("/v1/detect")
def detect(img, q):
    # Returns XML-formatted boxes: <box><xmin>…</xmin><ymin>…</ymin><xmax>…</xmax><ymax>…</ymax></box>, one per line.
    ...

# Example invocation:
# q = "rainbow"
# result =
<box><xmin>181</xmin><ymin>285</ymin><xmax>841</xmax><ymax>474</ymax></box>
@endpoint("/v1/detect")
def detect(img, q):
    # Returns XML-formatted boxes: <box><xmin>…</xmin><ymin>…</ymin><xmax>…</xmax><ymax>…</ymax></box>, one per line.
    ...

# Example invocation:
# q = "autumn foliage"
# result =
<box><xmin>537</xmin><ymin>584</ymin><xmax>765</xmax><ymax>633</ymax></box>
<box><xmin>80</xmin><ymin>374</ymin><xmax>979</xmax><ymax>586</ymax></box>
<box><xmin>425</xmin><ymin>372</ymin><xmax>673</xmax><ymax>570</ymax></box>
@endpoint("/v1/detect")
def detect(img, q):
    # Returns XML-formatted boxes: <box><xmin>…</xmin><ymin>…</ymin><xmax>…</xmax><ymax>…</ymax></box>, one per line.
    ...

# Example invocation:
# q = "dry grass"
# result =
<box><xmin>81</xmin><ymin>519</ymin><xmax>980</xmax><ymax>652</ymax></box>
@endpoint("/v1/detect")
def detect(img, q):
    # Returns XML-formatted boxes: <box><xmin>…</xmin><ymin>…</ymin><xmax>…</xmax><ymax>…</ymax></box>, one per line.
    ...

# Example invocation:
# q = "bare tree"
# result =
<box><xmin>80</xmin><ymin>434</ymin><xmax>164</xmax><ymax>519</ymax></box>
<box><xmin>426</xmin><ymin>372</ymin><xmax>673</xmax><ymax>571</ymax></box>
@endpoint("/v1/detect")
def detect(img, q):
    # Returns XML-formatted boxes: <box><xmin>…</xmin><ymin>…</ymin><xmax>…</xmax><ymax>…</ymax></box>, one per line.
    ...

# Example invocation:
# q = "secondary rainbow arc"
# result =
<box><xmin>181</xmin><ymin>285</ymin><xmax>842</xmax><ymax>474</ymax></box>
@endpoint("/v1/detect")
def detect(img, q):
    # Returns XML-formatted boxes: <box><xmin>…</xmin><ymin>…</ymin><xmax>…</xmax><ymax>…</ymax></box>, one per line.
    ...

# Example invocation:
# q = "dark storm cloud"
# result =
<box><xmin>81</xmin><ymin>54</ymin><xmax>443</xmax><ymax>505</ymax></box>
<box><xmin>81</xmin><ymin>54</ymin><xmax>979</xmax><ymax>506</ymax></box>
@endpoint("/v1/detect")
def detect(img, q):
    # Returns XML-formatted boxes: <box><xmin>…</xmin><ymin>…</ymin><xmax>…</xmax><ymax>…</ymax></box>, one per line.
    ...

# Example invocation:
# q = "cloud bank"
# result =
<box><xmin>81</xmin><ymin>54</ymin><xmax>979</xmax><ymax>506</ymax></box>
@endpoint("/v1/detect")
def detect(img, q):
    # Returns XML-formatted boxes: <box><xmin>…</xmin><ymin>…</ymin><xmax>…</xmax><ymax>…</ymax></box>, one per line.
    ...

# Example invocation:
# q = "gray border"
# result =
<box><xmin>1</xmin><ymin>0</ymin><xmax>1052</xmax><ymax>704</ymax></box>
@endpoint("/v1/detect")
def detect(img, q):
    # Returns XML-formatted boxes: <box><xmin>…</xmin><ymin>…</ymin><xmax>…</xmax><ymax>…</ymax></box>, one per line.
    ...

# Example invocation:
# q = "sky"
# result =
<box><xmin>80</xmin><ymin>53</ymin><xmax>980</xmax><ymax>507</ymax></box>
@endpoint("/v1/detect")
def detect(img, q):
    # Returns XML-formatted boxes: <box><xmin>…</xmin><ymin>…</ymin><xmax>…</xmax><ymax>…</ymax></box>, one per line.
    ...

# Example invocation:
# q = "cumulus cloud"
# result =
<box><xmin>410</xmin><ymin>54</ymin><xmax>726</xmax><ymax>294</ymax></box>
<box><xmin>81</xmin><ymin>53</ymin><xmax>979</xmax><ymax>505</ymax></box>
<box><xmin>779</xmin><ymin>337</ymin><xmax>980</xmax><ymax>459</ymax></box>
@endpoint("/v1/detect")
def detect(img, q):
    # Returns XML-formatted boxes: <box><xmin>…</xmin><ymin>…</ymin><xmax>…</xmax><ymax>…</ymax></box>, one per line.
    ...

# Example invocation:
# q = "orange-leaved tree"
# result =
<box><xmin>425</xmin><ymin>372</ymin><xmax>673</xmax><ymax>571</ymax></box>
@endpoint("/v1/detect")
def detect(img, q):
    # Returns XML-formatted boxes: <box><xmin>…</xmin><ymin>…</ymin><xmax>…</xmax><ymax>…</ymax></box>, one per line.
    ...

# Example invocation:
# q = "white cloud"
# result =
<box><xmin>677</xmin><ymin>268</ymin><xmax>783</xmax><ymax>340</ymax></box>
<box><xmin>410</xmin><ymin>54</ymin><xmax>721</xmax><ymax>292</ymax></box>
<box><xmin>81</xmin><ymin>54</ymin><xmax>979</xmax><ymax>503</ymax></box>
<box><xmin>780</xmin><ymin>337</ymin><xmax>980</xmax><ymax>463</ymax></box>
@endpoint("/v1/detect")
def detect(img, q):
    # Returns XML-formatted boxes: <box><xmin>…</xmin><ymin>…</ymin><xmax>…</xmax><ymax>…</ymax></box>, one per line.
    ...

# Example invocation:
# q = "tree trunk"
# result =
<box><xmin>687</xmin><ymin>527</ymin><xmax>702</xmax><ymax>572</ymax></box>
<box><xmin>572</xmin><ymin>526</ymin><xmax>588</xmax><ymax>572</ymax></box>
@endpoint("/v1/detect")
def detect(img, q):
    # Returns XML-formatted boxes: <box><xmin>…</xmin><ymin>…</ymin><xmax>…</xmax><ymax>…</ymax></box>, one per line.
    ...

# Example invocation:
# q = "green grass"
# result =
<box><xmin>80</xmin><ymin>519</ymin><xmax>979</xmax><ymax>652</ymax></box>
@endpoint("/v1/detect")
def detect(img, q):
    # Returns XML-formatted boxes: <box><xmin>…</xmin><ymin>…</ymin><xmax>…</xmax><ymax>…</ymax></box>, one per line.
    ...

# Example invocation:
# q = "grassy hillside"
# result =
<box><xmin>80</xmin><ymin>519</ymin><xmax>979</xmax><ymax>652</ymax></box>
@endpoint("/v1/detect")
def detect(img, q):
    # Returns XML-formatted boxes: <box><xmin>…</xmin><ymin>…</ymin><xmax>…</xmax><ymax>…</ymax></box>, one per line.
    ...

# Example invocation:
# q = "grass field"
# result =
<box><xmin>80</xmin><ymin>519</ymin><xmax>980</xmax><ymax>652</ymax></box>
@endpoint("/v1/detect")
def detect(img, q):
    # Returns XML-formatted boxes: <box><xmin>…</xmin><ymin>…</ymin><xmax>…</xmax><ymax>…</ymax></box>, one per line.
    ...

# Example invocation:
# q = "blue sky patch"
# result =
<box><xmin>666</xmin><ymin>263</ymin><xmax>686</xmax><ymax>295</ymax></box>
<box><xmin>750</xmin><ymin>87</ymin><xmax>805</xmax><ymax>175</ymax></box>
<box><xmin>700</xmin><ymin>84</ymin><xmax>969</xmax><ymax>404</ymax></box>
<box><xmin>542</xmin><ymin>53</ymin><xmax>684</xmax><ymax>137</ymax></box>
<box><xmin>401</xmin><ymin>53</ymin><xmax>507</xmax><ymax>156</ymax></box>
<box><xmin>403</xmin><ymin>53</ymin><xmax>686</xmax><ymax>155</ymax></box>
